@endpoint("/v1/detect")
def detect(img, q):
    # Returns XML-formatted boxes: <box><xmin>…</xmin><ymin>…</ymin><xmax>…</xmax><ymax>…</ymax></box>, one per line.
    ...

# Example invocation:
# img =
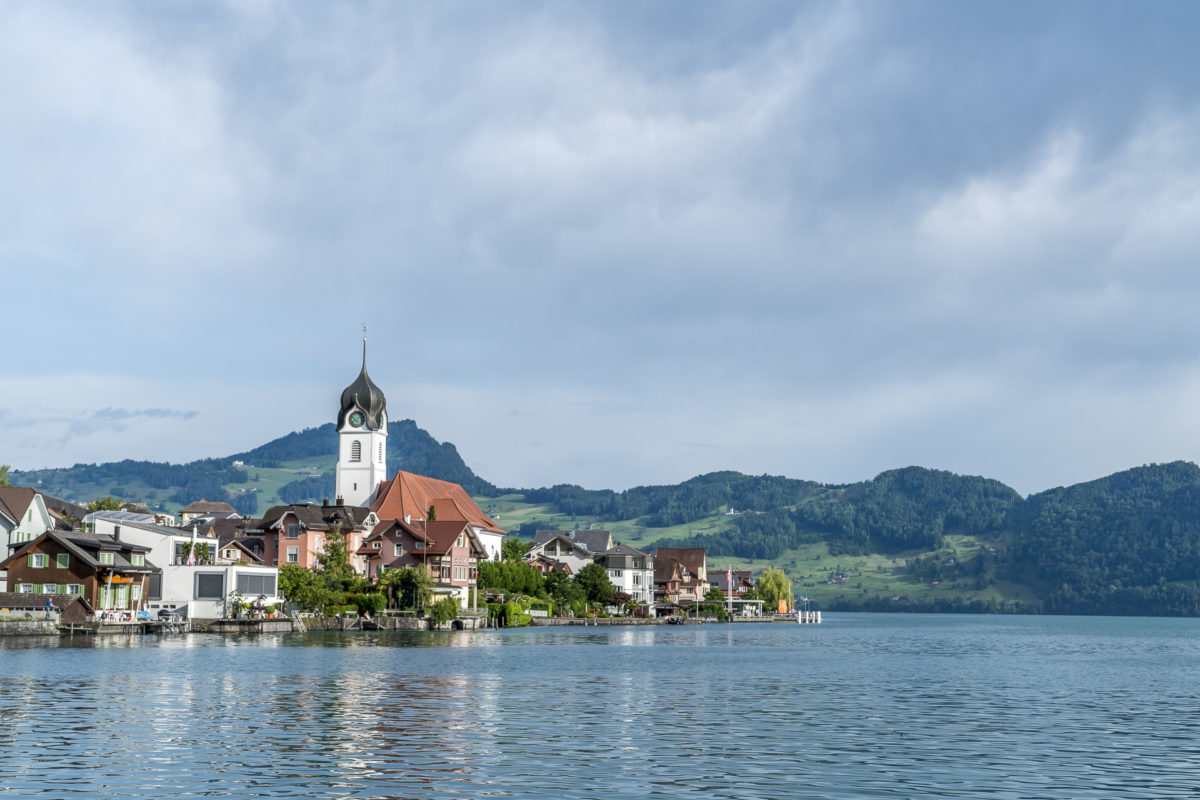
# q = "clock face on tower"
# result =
<box><xmin>349</xmin><ymin>411</ymin><xmax>364</xmax><ymax>427</ymax></box>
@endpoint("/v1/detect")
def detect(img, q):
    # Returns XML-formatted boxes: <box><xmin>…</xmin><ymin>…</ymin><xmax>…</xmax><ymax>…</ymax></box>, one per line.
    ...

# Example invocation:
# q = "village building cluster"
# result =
<box><xmin>0</xmin><ymin>340</ymin><xmax>760</xmax><ymax>624</ymax></box>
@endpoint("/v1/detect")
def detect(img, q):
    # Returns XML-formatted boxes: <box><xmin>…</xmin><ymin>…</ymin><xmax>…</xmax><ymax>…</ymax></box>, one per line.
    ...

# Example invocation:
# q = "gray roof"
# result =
<box><xmin>3</xmin><ymin>530</ymin><xmax>157</xmax><ymax>574</ymax></box>
<box><xmin>255</xmin><ymin>503</ymin><xmax>376</xmax><ymax>533</ymax></box>
<box><xmin>533</xmin><ymin>529</ymin><xmax>613</xmax><ymax>555</ymax></box>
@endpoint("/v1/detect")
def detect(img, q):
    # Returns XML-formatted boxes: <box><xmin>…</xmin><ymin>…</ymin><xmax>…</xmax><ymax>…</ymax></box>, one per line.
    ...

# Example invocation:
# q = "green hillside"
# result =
<box><xmin>11</xmin><ymin>422</ymin><xmax>1200</xmax><ymax>617</ymax></box>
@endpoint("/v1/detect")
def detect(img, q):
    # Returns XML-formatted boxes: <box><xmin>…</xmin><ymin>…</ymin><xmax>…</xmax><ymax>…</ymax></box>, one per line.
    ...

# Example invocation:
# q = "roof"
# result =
<box><xmin>2</xmin><ymin>530</ymin><xmax>156</xmax><ymax>573</ymax></box>
<box><xmin>654</xmin><ymin>558</ymin><xmax>686</xmax><ymax>585</ymax></box>
<box><xmin>180</xmin><ymin>500</ymin><xmax>238</xmax><ymax>514</ymax></box>
<box><xmin>255</xmin><ymin>503</ymin><xmax>376</xmax><ymax>533</ymax></box>
<box><xmin>0</xmin><ymin>592</ymin><xmax>88</xmax><ymax>612</ymax></box>
<box><xmin>532</xmin><ymin>529</ymin><xmax>612</xmax><ymax>554</ymax></box>
<box><xmin>83</xmin><ymin>510</ymin><xmax>161</xmax><ymax>526</ymax></box>
<box><xmin>363</xmin><ymin>517</ymin><xmax>486</xmax><ymax>559</ymax></box>
<box><xmin>654</xmin><ymin>547</ymin><xmax>706</xmax><ymax>576</ymax></box>
<box><xmin>0</xmin><ymin>487</ymin><xmax>38</xmax><ymax>525</ymax></box>
<box><xmin>190</xmin><ymin>517</ymin><xmax>261</xmax><ymax>540</ymax></box>
<box><xmin>372</xmin><ymin>471</ymin><xmax>502</xmax><ymax>534</ymax></box>
<box><xmin>338</xmin><ymin>341</ymin><xmax>387</xmax><ymax>431</ymax></box>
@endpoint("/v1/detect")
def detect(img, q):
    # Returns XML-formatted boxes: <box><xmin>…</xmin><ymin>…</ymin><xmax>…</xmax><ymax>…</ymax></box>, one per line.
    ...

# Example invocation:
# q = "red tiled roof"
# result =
<box><xmin>371</xmin><ymin>471</ymin><xmax>502</xmax><ymax>533</ymax></box>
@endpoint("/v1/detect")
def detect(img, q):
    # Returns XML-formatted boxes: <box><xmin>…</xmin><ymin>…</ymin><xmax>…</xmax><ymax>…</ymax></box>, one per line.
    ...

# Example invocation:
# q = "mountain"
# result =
<box><xmin>11</xmin><ymin>422</ymin><xmax>1200</xmax><ymax>616</ymax></box>
<box><xmin>10</xmin><ymin>418</ymin><xmax>496</xmax><ymax>513</ymax></box>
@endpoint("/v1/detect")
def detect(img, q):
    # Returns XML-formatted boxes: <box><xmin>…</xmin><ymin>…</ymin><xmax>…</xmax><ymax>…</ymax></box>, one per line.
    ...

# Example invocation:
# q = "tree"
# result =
<box><xmin>544</xmin><ymin>569</ymin><xmax>584</xmax><ymax>611</ymax></box>
<box><xmin>316</xmin><ymin>525</ymin><xmax>358</xmax><ymax>591</ymax></box>
<box><xmin>86</xmin><ymin>496</ymin><xmax>123</xmax><ymax>513</ymax></box>
<box><xmin>756</xmin><ymin>567</ymin><xmax>792</xmax><ymax>612</ymax></box>
<box><xmin>705</xmin><ymin>587</ymin><xmax>726</xmax><ymax>603</ymax></box>
<box><xmin>575</xmin><ymin>563</ymin><xmax>616</xmax><ymax>605</ymax></box>
<box><xmin>427</xmin><ymin>504</ymin><xmax>437</xmax><ymax>522</ymax></box>
<box><xmin>279</xmin><ymin>564</ymin><xmax>334</xmax><ymax>612</ymax></box>
<box><xmin>501</xmin><ymin>537</ymin><xmax>528</xmax><ymax>562</ymax></box>
<box><xmin>0</xmin><ymin>465</ymin><xmax>10</xmax><ymax>487</ymax></box>
<box><xmin>378</xmin><ymin>566</ymin><xmax>433</xmax><ymax>610</ymax></box>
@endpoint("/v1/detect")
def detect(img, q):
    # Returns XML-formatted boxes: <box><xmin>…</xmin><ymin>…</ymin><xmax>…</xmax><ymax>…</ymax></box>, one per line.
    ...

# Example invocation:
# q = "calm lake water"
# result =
<box><xmin>2</xmin><ymin>614</ymin><xmax>1199</xmax><ymax>799</ymax></box>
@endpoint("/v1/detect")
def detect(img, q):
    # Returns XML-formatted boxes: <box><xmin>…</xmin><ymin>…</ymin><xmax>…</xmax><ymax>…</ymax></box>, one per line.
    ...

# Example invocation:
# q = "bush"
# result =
<box><xmin>352</xmin><ymin>593</ymin><xmax>387</xmax><ymax>616</ymax></box>
<box><xmin>430</xmin><ymin>597</ymin><xmax>459</xmax><ymax>627</ymax></box>
<box><xmin>503</xmin><ymin>601</ymin><xmax>532</xmax><ymax>627</ymax></box>
<box><xmin>526</xmin><ymin>599</ymin><xmax>553</xmax><ymax>615</ymax></box>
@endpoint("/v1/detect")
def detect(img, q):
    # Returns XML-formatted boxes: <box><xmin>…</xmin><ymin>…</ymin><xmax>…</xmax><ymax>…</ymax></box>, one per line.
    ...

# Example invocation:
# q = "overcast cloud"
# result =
<box><xmin>3</xmin><ymin>1</ymin><xmax>1200</xmax><ymax>496</ymax></box>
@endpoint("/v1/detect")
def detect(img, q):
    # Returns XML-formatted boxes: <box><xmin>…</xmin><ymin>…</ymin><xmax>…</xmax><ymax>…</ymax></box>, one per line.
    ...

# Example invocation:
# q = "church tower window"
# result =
<box><xmin>351</xmin><ymin>440</ymin><xmax>362</xmax><ymax>462</ymax></box>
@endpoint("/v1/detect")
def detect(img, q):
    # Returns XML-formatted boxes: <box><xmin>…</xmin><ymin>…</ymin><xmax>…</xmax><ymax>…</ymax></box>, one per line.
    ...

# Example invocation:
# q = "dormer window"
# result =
<box><xmin>99</xmin><ymin>553</ymin><xmax>114</xmax><ymax>565</ymax></box>
<box><xmin>131</xmin><ymin>554</ymin><xmax>145</xmax><ymax>567</ymax></box>
<box><xmin>372</xmin><ymin>541</ymin><xmax>381</xmax><ymax>549</ymax></box>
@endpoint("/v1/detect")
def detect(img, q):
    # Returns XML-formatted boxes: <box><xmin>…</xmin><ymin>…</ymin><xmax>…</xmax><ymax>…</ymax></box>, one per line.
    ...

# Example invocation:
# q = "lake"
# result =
<box><xmin>2</xmin><ymin>614</ymin><xmax>1199</xmax><ymax>798</ymax></box>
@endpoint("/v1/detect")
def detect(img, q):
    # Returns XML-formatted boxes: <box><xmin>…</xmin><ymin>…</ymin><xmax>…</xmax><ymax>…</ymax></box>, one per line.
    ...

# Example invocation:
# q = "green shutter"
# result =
<box><xmin>27</xmin><ymin>554</ymin><xmax>34</xmax><ymax>567</ymax></box>
<box><xmin>57</xmin><ymin>554</ymin><xmax>69</xmax><ymax>569</ymax></box>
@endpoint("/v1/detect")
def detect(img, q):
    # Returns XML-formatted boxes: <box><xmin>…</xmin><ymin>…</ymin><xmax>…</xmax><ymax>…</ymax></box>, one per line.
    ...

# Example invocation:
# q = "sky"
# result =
<box><xmin>4</xmin><ymin>1</ymin><xmax>1200</xmax><ymax>497</ymax></box>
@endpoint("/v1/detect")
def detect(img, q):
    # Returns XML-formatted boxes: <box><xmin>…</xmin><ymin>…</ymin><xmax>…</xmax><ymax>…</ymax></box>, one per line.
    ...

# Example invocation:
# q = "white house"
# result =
<box><xmin>87</xmin><ymin>513</ymin><xmax>281</xmax><ymax>620</ymax></box>
<box><xmin>0</xmin><ymin>487</ymin><xmax>57</xmax><ymax>589</ymax></box>
<box><xmin>594</xmin><ymin>544</ymin><xmax>655</xmax><ymax>605</ymax></box>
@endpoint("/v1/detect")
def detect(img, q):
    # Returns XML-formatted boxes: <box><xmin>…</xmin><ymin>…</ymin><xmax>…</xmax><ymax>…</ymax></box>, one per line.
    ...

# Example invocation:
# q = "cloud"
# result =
<box><xmin>64</xmin><ymin>408</ymin><xmax>200</xmax><ymax>441</ymax></box>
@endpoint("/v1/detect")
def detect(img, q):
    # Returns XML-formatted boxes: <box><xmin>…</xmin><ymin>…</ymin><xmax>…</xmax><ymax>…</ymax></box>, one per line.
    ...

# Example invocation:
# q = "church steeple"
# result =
<box><xmin>338</xmin><ymin>328</ymin><xmax>387</xmax><ymax>431</ymax></box>
<box><xmin>336</xmin><ymin>327</ymin><xmax>389</xmax><ymax>507</ymax></box>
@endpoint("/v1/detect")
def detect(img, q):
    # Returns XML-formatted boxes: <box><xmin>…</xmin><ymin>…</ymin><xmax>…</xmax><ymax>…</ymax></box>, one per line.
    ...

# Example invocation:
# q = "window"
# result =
<box><xmin>350</xmin><ymin>440</ymin><xmax>362</xmax><ymax>462</ymax></box>
<box><xmin>610</xmin><ymin>569</ymin><xmax>623</xmax><ymax>578</ymax></box>
<box><xmin>286</xmin><ymin>523</ymin><xmax>299</xmax><ymax>539</ymax></box>
<box><xmin>131</xmin><ymin>554</ymin><xmax>145</xmax><ymax>567</ymax></box>
<box><xmin>287</xmin><ymin>546</ymin><xmax>299</xmax><ymax>563</ymax></box>
<box><xmin>456</xmin><ymin>533</ymin><xmax>466</xmax><ymax>548</ymax></box>
<box><xmin>43</xmin><ymin>583</ymin><xmax>57</xmax><ymax>594</ymax></box>
<box><xmin>633</xmin><ymin>574</ymin><xmax>641</xmax><ymax>586</ymax></box>
<box><xmin>414</xmin><ymin>541</ymin><xmax>424</xmax><ymax>550</ymax></box>
<box><xmin>372</xmin><ymin>541</ymin><xmax>381</xmax><ymax>549</ymax></box>
<box><xmin>236</xmin><ymin>573</ymin><xmax>277</xmax><ymax>596</ymax></box>
<box><xmin>131</xmin><ymin>585</ymin><xmax>142</xmax><ymax>602</ymax></box>
<box><xmin>27</xmin><ymin>553</ymin><xmax>46</xmax><ymax>569</ymax></box>
<box><xmin>18</xmin><ymin>584</ymin><xmax>33</xmax><ymax>594</ymax></box>
<box><xmin>194</xmin><ymin>573</ymin><xmax>225</xmax><ymax>600</ymax></box>
<box><xmin>394</xmin><ymin>544</ymin><xmax>403</xmax><ymax>557</ymax></box>
<box><xmin>147</xmin><ymin>575</ymin><xmax>161</xmax><ymax>601</ymax></box>
<box><xmin>99</xmin><ymin>553</ymin><xmax>114</xmax><ymax>565</ymax></box>
<box><xmin>66</xmin><ymin>584</ymin><xmax>82</xmax><ymax>596</ymax></box>
<box><xmin>56</xmin><ymin>554</ymin><xmax>69</xmax><ymax>569</ymax></box>
<box><xmin>378</xmin><ymin>442</ymin><xmax>383</xmax><ymax>463</ymax></box>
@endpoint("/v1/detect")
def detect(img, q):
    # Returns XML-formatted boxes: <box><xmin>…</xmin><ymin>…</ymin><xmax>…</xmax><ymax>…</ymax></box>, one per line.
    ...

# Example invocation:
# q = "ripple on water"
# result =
<box><xmin>3</xmin><ymin>616</ymin><xmax>1200</xmax><ymax>797</ymax></box>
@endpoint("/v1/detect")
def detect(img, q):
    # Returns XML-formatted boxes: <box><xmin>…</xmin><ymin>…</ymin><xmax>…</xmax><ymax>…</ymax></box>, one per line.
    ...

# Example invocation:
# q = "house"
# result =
<box><xmin>653</xmin><ymin>547</ymin><xmax>710</xmax><ymax>604</ymax></box>
<box><xmin>526</xmin><ymin>552</ymin><xmax>573</xmax><ymax>575</ymax></box>
<box><xmin>370</xmin><ymin>471</ymin><xmax>506</xmax><ymax>562</ymax></box>
<box><xmin>2</xmin><ymin>530</ymin><xmax>156</xmax><ymax>620</ymax></box>
<box><xmin>593</xmin><ymin>544</ymin><xmax>655</xmax><ymax>605</ymax></box>
<box><xmin>87</xmin><ymin>514</ymin><xmax>280</xmax><ymax>620</ymax></box>
<box><xmin>359</xmin><ymin>517</ymin><xmax>487</xmax><ymax>608</ymax></box>
<box><xmin>41</xmin><ymin>495</ymin><xmax>88</xmax><ymax>531</ymax></box>
<box><xmin>525</xmin><ymin>529</ymin><xmax>613</xmax><ymax>574</ymax></box>
<box><xmin>708</xmin><ymin>568</ymin><xmax>763</xmax><ymax>617</ymax></box>
<box><xmin>709</xmin><ymin>568</ymin><xmax>754</xmax><ymax>598</ymax></box>
<box><xmin>1</xmin><ymin>487</ymin><xmax>58</xmax><ymax>590</ymax></box>
<box><xmin>254</xmin><ymin>502</ymin><xmax>377</xmax><ymax>575</ymax></box>
<box><xmin>1</xmin><ymin>487</ymin><xmax>57</xmax><ymax>557</ymax></box>
<box><xmin>179</xmin><ymin>500</ymin><xmax>238</xmax><ymax>525</ymax></box>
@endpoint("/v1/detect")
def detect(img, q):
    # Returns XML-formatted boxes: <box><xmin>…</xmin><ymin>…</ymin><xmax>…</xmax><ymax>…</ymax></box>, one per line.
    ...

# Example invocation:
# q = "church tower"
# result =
<box><xmin>335</xmin><ymin>334</ymin><xmax>388</xmax><ymax>507</ymax></box>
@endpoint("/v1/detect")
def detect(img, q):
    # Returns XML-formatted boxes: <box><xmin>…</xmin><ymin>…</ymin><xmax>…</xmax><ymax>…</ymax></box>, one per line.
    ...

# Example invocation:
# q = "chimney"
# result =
<box><xmin>113</xmin><ymin>525</ymin><xmax>121</xmax><ymax>541</ymax></box>
<box><xmin>335</xmin><ymin>495</ymin><xmax>344</xmax><ymax>505</ymax></box>
<box><xmin>404</xmin><ymin>514</ymin><xmax>411</xmax><ymax>524</ymax></box>
<box><xmin>323</xmin><ymin>497</ymin><xmax>329</xmax><ymax>507</ymax></box>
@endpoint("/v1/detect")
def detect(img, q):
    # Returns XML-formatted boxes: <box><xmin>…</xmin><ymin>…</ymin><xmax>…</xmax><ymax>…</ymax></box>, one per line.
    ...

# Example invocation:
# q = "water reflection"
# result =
<box><xmin>3</xmin><ymin>618</ymin><xmax>1200</xmax><ymax>797</ymax></box>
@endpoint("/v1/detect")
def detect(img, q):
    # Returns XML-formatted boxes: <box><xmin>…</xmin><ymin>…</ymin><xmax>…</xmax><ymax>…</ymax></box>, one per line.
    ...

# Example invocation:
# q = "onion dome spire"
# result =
<box><xmin>338</xmin><ymin>328</ymin><xmax>387</xmax><ymax>430</ymax></box>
